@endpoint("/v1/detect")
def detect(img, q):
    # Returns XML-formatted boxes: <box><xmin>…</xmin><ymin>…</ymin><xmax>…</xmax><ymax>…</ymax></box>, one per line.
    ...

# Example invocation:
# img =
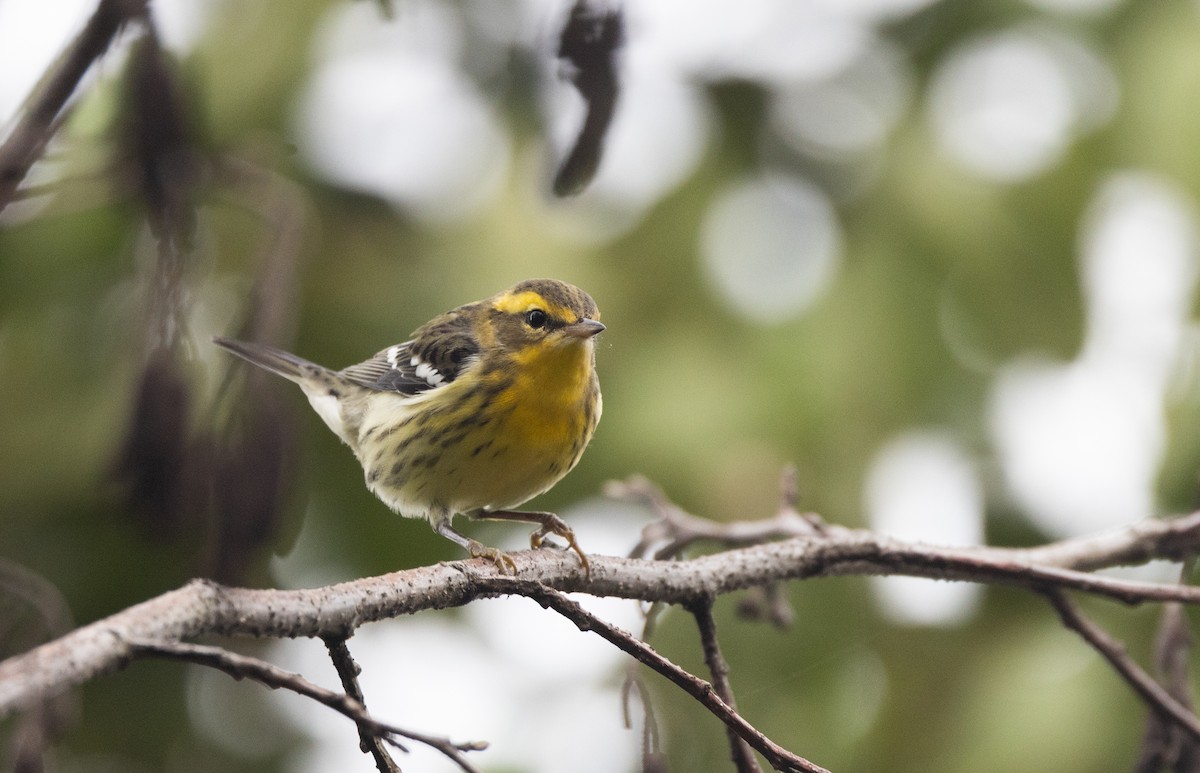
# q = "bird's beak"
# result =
<box><xmin>562</xmin><ymin>318</ymin><xmax>606</xmax><ymax>338</ymax></box>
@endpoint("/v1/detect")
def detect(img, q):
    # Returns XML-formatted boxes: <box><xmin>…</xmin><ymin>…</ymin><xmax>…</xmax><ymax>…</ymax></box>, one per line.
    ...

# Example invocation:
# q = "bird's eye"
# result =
<box><xmin>525</xmin><ymin>309</ymin><xmax>548</xmax><ymax>329</ymax></box>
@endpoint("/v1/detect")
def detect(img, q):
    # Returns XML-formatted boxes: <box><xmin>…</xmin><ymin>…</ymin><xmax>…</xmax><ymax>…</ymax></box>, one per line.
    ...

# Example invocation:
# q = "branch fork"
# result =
<box><xmin>6</xmin><ymin>476</ymin><xmax>1200</xmax><ymax>771</ymax></box>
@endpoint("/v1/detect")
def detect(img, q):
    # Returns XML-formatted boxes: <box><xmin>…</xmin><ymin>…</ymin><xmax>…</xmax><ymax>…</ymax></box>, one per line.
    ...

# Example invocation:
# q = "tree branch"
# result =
<box><xmin>6</xmin><ymin>509</ymin><xmax>1200</xmax><ymax>720</ymax></box>
<box><xmin>614</xmin><ymin>474</ymin><xmax>827</xmax><ymax>561</ymax></box>
<box><xmin>1040</xmin><ymin>589</ymin><xmax>1200</xmax><ymax>741</ymax></box>
<box><xmin>691</xmin><ymin>599</ymin><xmax>762</xmax><ymax>773</ymax></box>
<box><xmin>483</xmin><ymin>578</ymin><xmax>824</xmax><ymax>773</ymax></box>
<box><xmin>127</xmin><ymin>639</ymin><xmax>486</xmax><ymax>772</ymax></box>
<box><xmin>1135</xmin><ymin>561</ymin><xmax>1200</xmax><ymax>771</ymax></box>
<box><xmin>323</xmin><ymin>636</ymin><xmax>402</xmax><ymax>773</ymax></box>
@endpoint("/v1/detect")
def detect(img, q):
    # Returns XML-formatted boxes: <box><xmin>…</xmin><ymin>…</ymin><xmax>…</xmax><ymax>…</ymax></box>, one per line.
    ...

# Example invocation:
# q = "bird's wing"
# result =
<box><xmin>339</xmin><ymin>309</ymin><xmax>481</xmax><ymax>396</ymax></box>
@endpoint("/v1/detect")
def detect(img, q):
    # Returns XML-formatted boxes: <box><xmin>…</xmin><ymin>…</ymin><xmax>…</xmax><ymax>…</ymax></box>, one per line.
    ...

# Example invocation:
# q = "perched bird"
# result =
<box><xmin>214</xmin><ymin>279</ymin><xmax>604</xmax><ymax>573</ymax></box>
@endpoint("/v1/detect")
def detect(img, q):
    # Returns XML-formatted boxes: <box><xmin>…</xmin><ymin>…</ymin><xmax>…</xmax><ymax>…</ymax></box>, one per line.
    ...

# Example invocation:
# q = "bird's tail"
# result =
<box><xmin>212</xmin><ymin>336</ymin><xmax>328</xmax><ymax>386</ymax></box>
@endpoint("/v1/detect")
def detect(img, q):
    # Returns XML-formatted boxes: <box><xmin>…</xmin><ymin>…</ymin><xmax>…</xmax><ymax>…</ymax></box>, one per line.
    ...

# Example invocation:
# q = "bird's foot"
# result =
<box><xmin>467</xmin><ymin>539</ymin><xmax>518</xmax><ymax>574</ymax></box>
<box><xmin>530</xmin><ymin>515</ymin><xmax>590</xmax><ymax>578</ymax></box>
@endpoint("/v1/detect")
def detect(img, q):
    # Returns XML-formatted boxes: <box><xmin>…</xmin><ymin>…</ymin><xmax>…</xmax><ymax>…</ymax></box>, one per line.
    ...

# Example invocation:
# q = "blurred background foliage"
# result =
<box><xmin>4</xmin><ymin>0</ymin><xmax>1200</xmax><ymax>771</ymax></box>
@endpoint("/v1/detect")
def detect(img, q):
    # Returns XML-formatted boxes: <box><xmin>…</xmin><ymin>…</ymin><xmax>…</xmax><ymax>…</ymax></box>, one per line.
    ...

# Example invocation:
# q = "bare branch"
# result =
<box><xmin>324</xmin><ymin>637</ymin><xmax>403</xmax><ymax>773</ymax></box>
<box><xmin>1016</xmin><ymin>517</ymin><xmax>1200</xmax><ymax>571</ymax></box>
<box><xmin>1136</xmin><ymin>593</ymin><xmax>1200</xmax><ymax>772</ymax></box>
<box><xmin>692</xmin><ymin>599</ymin><xmax>762</xmax><ymax>773</ymax></box>
<box><xmin>481</xmin><ymin>578</ymin><xmax>826</xmax><ymax>773</ymax></box>
<box><xmin>1040</xmin><ymin>589</ymin><xmax>1200</xmax><ymax>742</ymax></box>
<box><xmin>7</xmin><ymin>509</ymin><xmax>1200</xmax><ymax>720</ymax></box>
<box><xmin>127</xmin><ymin>639</ymin><xmax>486</xmax><ymax>772</ymax></box>
<box><xmin>613</xmin><ymin>474</ymin><xmax>830</xmax><ymax>560</ymax></box>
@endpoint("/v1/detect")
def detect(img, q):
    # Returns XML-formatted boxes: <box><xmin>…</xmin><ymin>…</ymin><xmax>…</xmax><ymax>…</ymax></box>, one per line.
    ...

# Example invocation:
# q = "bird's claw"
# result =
<box><xmin>467</xmin><ymin>540</ymin><xmax>518</xmax><ymax>574</ymax></box>
<box><xmin>530</xmin><ymin>516</ymin><xmax>590</xmax><ymax>578</ymax></box>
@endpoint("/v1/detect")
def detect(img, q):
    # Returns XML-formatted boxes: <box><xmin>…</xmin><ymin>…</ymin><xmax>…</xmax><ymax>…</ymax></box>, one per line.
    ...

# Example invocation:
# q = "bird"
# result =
<box><xmin>213</xmin><ymin>278</ymin><xmax>604</xmax><ymax>573</ymax></box>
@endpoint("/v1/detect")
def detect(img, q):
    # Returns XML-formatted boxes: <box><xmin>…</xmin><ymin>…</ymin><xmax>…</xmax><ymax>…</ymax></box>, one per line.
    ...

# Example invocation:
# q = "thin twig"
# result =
<box><xmin>1135</xmin><ymin>601</ymin><xmax>1198</xmax><ymax>771</ymax></box>
<box><xmin>613</xmin><ymin>473</ymin><xmax>1200</xmax><ymax>574</ymax></box>
<box><xmin>692</xmin><ymin>599</ymin><xmax>762</xmax><ymax>773</ymax></box>
<box><xmin>127</xmin><ymin>639</ymin><xmax>487</xmax><ymax>772</ymax></box>
<box><xmin>620</xmin><ymin>675</ymin><xmax>667</xmax><ymax>772</ymax></box>
<box><xmin>481</xmin><ymin>578</ymin><xmax>829</xmax><ymax>773</ymax></box>
<box><xmin>1040</xmin><ymin>589</ymin><xmax>1200</xmax><ymax>742</ymax></box>
<box><xmin>324</xmin><ymin>637</ymin><xmax>402</xmax><ymax>773</ymax></box>
<box><xmin>612</xmin><ymin>475</ymin><xmax>836</xmax><ymax>561</ymax></box>
<box><xmin>1016</xmin><ymin>517</ymin><xmax>1200</xmax><ymax>571</ymax></box>
<box><xmin>623</xmin><ymin>592</ymin><xmax>669</xmax><ymax>770</ymax></box>
<box><xmin>777</xmin><ymin>464</ymin><xmax>828</xmax><ymax>535</ymax></box>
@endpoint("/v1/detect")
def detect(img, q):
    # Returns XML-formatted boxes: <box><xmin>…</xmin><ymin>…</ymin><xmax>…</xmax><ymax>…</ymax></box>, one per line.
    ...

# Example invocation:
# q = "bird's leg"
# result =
<box><xmin>434</xmin><ymin>519</ymin><xmax>517</xmax><ymax>574</ymax></box>
<box><xmin>477</xmin><ymin>509</ymin><xmax>590</xmax><ymax>576</ymax></box>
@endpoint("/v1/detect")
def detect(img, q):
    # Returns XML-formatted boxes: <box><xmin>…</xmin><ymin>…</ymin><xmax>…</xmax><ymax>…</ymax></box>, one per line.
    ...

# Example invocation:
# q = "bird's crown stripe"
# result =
<box><xmin>491</xmin><ymin>290</ymin><xmax>575</xmax><ymax>320</ymax></box>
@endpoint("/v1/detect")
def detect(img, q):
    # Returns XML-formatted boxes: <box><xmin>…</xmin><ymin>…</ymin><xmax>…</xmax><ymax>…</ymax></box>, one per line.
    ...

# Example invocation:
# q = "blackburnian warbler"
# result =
<box><xmin>214</xmin><ymin>279</ymin><xmax>603</xmax><ymax>573</ymax></box>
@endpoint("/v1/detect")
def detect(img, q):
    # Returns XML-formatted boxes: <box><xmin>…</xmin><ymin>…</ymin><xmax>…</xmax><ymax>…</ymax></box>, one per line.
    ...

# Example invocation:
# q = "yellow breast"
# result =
<box><xmin>497</xmin><ymin>338</ymin><xmax>599</xmax><ymax>449</ymax></box>
<box><xmin>358</xmin><ymin>338</ymin><xmax>601</xmax><ymax>519</ymax></box>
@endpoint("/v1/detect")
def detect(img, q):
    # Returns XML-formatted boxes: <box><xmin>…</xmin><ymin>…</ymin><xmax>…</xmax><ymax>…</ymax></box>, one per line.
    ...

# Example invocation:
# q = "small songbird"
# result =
<box><xmin>214</xmin><ymin>278</ymin><xmax>603</xmax><ymax>573</ymax></box>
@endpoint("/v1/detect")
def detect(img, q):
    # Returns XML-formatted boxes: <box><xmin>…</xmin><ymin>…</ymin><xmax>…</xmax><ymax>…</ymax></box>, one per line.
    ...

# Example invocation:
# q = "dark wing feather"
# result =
<box><xmin>338</xmin><ymin>308</ymin><xmax>481</xmax><ymax>396</ymax></box>
<box><xmin>339</xmin><ymin>341</ymin><xmax>429</xmax><ymax>395</ymax></box>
